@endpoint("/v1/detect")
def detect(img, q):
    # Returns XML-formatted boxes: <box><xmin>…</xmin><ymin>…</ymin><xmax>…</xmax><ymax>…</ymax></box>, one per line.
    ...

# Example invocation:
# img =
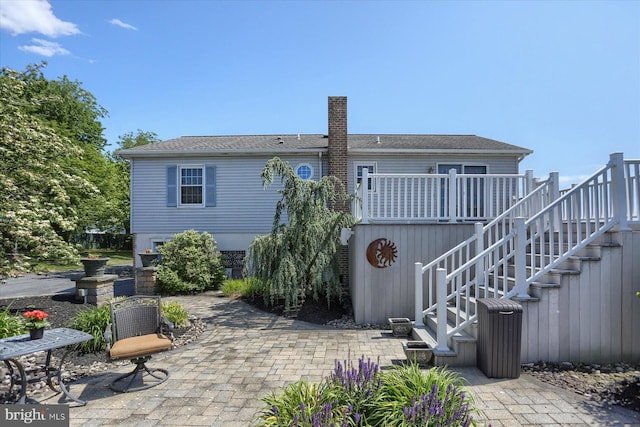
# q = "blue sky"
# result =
<box><xmin>1</xmin><ymin>0</ymin><xmax>638</xmax><ymax>185</ymax></box>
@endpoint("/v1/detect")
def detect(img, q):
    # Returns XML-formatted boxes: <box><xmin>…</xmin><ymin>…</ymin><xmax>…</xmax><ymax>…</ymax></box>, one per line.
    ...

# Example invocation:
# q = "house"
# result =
<box><xmin>119</xmin><ymin>97</ymin><xmax>640</xmax><ymax>366</ymax></box>
<box><xmin>118</xmin><ymin>96</ymin><xmax>532</xmax><ymax>276</ymax></box>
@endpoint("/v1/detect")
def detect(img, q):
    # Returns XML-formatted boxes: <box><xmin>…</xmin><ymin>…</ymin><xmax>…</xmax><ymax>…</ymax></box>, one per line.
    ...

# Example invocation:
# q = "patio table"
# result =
<box><xmin>0</xmin><ymin>327</ymin><xmax>93</xmax><ymax>405</ymax></box>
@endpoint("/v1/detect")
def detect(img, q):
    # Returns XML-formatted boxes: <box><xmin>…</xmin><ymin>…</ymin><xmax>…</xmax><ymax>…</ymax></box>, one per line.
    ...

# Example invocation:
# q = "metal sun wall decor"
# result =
<box><xmin>366</xmin><ymin>238</ymin><xmax>398</xmax><ymax>268</ymax></box>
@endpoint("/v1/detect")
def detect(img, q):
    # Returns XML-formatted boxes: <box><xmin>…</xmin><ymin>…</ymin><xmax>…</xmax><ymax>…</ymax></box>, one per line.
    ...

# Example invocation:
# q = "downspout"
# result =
<box><xmin>318</xmin><ymin>151</ymin><xmax>323</xmax><ymax>178</ymax></box>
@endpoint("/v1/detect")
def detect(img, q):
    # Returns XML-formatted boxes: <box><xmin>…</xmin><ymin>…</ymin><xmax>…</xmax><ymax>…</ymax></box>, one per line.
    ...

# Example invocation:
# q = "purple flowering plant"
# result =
<box><xmin>256</xmin><ymin>356</ymin><xmax>476</xmax><ymax>426</ymax></box>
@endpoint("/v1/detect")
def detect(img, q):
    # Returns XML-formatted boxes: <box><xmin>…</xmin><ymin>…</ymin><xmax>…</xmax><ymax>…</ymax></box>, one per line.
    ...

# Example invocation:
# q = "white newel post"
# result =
<box><xmin>448</xmin><ymin>169</ymin><xmax>457</xmax><ymax>223</ymax></box>
<box><xmin>610</xmin><ymin>152</ymin><xmax>630</xmax><ymax>231</ymax></box>
<box><xmin>435</xmin><ymin>268</ymin><xmax>450</xmax><ymax>351</ymax></box>
<box><xmin>361</xmin><ymin>169</ymin><xmax>369</xmax><ymax>225</ymax></box>
<box><xmin>474</xmin><ymin>222</ymin><xmax>485</xmax><ymax>296</ymax></box>
<box><xmin>414</xmin><ymin>262</ymin><xmax>424</xmax><ymax>326</ymax></box>
<box><xmin>513</xmin><ymin>217</ymin><xmax>529</xmax><ymax>299</ymax></box>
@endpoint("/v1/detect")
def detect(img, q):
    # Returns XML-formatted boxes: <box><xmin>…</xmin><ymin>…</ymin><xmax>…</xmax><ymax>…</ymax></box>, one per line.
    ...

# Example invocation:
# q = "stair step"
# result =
<box><xmin>425</xmin><ymin>312</ymin><xmax>476</xmax><ymax>339</ymax></box>
<box><xmin>417</xmin><ymin>317</ymin><xmax>477</xmax><ymax>345</ymax></box>
<box><xmin>530</xmin><ymin>282</ymin><xmax>561</xmax><ymax>289</ymax></box>
<box><xmin>506</xmin><ymin>264</ymin><xmax>580</xmax><ymax>277</ymax></box>
<box><xmin>413</xmin><ymin>320</ymin><xmax>476</xmax><ymax>366</ymax></box>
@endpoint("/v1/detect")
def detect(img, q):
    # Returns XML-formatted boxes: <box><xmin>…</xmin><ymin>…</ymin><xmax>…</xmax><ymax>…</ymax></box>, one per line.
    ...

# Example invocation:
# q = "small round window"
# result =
<box><xmin>295</xmin><ymin>163</ymin><xmax>313</xmax><ymax>180</ymax></box>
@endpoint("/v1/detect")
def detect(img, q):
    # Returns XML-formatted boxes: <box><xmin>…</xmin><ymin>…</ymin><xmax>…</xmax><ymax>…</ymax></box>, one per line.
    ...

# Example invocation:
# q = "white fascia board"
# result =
<box><xmin>118</xmin><ymin>148</ymin><xmax>328</xmax><ymax>159</ymax></box>
<box><xmin>348</xmin><ymin>148</ymin><xmax>533</xmax><ymax>156</ymax></box>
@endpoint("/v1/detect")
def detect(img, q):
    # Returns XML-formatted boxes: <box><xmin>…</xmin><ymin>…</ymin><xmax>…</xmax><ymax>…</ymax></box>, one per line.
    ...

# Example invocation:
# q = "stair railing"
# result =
<box><xmin>417</xmin><ymin>152</ymin><xmax>637</xmax><ymax>352</ymax></box>
<box><xmin>415</xmin><ymin>172</ymin><xmax>558</xmax><ymax>325</ymax></box>
<box><xmin>521</xmin><ymin>153</ymin><xmax>632</xmax><ymax>289</ymax></box>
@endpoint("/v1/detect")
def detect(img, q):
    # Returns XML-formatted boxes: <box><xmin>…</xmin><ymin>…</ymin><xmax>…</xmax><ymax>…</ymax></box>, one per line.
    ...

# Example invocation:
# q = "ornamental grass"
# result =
<box><xmin>256</xmin><ymin>356</ymin><xmax>477</xmax><ymax>427</ymax></box>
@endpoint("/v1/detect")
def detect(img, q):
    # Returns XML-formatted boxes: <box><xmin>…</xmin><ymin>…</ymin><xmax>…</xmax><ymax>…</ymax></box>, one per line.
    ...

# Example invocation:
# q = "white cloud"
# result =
<box><xmin>0</xmin><ymin>0</ymin><xmax>80</xmax><ymax>37</ymax></box>
<box><xmin>108</xmin><ymin>18</ymin><xmax>138</xmax><ymax>31</ymax></box>
<box><xmin>18</xmin><ymin>38</ymin><xmax>70</xmax><ymax>57</ymax></box>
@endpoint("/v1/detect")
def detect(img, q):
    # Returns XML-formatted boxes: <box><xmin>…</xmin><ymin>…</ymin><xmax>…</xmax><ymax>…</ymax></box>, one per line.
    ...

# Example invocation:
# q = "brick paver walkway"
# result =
<box><xmin>36</xmin><ymin>291</ymin><xmax>640</xmax><ymax>426</ymax></box>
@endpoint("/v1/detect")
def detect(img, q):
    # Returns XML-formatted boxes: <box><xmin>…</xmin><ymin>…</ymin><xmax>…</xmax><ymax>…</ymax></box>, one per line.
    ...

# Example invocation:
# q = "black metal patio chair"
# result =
<box><xmin>104</xmin><ymin>296</ymin><xmax>174</xmax><ymax>392</ymax></box>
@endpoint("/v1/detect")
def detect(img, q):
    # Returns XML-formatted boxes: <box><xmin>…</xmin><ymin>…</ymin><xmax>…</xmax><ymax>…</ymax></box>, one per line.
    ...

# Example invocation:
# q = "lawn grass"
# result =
<box><xmin>32</xmin><ymin>249</ymin><xmax>133</xmax><ymax>273</ymax></box>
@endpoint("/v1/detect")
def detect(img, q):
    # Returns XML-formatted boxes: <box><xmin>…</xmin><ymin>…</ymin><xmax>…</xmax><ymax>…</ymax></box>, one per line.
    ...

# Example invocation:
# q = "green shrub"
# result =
<box><xmin>221</xmin><ymin>278</ymin><xmax>266</xmax><ymax>298</ymax></box>
<box><xmin>156</xmin><ymin>229</ymin><xmax>226</xmax><ymax>294</ymax></box>
<box><xmin>256</xmin><ymin>356</ymin><xmax>476</xmax><ymax>426</ymax></box>
<box><xmin>67</xmin><ymin>302</ymin><xmax>113</xmax><ymax>353</ymax></box>
<box><xmin>259</xmin><ymin>381</ymin><xmax>332</xmax><ymax>426</ymax></box>
<box><xmin>221</xmin><ymin>279</ymin><xmax>246</xmax><ymax>297</ymax></box>
<box><xmin>371</xmin><ymin>364</ymin><xmax>474</xmax><ymax>426</ymax></box>
<box><xmin>0</xmin><ymin>305</ymin><xmax>25</xmax><ymax>338</ymax></box>
<box><xmin>161</xmin><ymin>301</ymin><xmax>189</xmax><ymax>328</ymax></box>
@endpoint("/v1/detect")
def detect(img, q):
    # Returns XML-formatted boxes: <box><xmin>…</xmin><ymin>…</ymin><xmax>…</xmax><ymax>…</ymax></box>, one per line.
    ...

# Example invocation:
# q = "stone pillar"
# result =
<box><xmin>135</xmin><ymin>267</ymin><xmax>159</xmax><ymax>295</ymax></box>
<box><xmin>74</xmin><ymin>274</ymin><xmax>117</xmax><ymax>306</ymax></box>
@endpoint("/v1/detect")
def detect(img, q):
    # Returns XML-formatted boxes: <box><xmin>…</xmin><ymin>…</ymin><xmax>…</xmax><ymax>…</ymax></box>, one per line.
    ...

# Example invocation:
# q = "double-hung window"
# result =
<box><xmin>167</xmin><ymin>164</ymin><xmax>216</xmax><ymax>207</ymax></box>
<box><xmin>355</xmin><ymin>162</ymin><xmax>376</xmax><ymax>192</ymax></box>
<box><xmin>180</xmin><ymin>166</ymin><xmax>203</xmax><ymax>205</ymax></box>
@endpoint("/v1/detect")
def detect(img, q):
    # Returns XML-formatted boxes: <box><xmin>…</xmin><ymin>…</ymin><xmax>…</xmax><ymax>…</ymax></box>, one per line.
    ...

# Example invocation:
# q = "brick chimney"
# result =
<box><xmin>328</xmin><ymin>96</ymin><xmax>348</xmax><ymax>203</ymax></box>
<box><xmin>327</xmin><ymin>96</ymin><xmax>349</xmax><ymax>286</ymax></box>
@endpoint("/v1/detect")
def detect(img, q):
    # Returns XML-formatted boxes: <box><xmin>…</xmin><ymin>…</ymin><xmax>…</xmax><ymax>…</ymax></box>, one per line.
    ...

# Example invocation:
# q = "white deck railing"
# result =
<box><xmin>414</xmin><ymin>153</ymin><xmax>639</xmax><ymax>353</ymax></box>
<box><xmin>354</xmin><ymin>170</ymin><xmax>535</xmax><ymax>224</ymax></box>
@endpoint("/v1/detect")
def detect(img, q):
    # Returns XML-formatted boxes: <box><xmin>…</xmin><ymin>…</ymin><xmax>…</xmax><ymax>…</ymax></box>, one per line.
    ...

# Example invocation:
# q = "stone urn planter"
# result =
<box><xmin>80</xmin><ymin>257</ymin><xmax>109</xmax><ymax>277</ymax></box>
<box><xmin>388</xmin><ymin>317</ymin><xmax>412</xmax><ymax>337</ymax></box>
<box><xmin>403</xmin><ymin>341</ymin><xmax>433</xmax><ymax>366</ymax></box>
<box><xmin>138</xmin><ymin>252</ymin><xmax>160</xmax><ymax>267</ymax></box>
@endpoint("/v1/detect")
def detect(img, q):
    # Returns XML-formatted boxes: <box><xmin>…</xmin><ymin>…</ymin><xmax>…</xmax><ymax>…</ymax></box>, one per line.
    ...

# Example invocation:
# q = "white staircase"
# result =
<box><xmin>413</xmin><ymin>153</ymin><xmax>640</xmax><ymax>366</ymax></box>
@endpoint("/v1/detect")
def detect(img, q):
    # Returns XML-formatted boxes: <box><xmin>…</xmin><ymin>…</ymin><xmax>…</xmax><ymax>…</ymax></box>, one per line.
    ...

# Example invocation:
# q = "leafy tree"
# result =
<box><xmin>17</xmin><ymin>62</ymin><xmax>108</xmax><ymax>150</ymax></box>
<box><xmin>1</xmin><ymin>62</ymin><xmax>122</xmax><ymax>240</ymax></box>
<box><xmin>245</xmin><ymin>157</ymin><xmax>355</xmax><ymax>314</ymax></box>
<box><xmin>0</xmin><ymin>67</ymin><xmax>95</xmax><ymax>276</ymax></box>
<box><xmin>111</xmin><ymin>130</ymin><xmax>160</xmax><ymax>235</ymax></box>
<box><xmin>113</xmin><ymin>129</ymin><xmax>159</xmax><ymax>153</ymax></box>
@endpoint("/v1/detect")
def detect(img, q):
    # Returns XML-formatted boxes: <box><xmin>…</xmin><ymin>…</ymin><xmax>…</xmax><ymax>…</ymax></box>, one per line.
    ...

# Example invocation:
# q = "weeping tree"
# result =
<box><xmin>246</xmin><ymin>157</ymin><xmax>355</xmax><ymax>314</ymax></box>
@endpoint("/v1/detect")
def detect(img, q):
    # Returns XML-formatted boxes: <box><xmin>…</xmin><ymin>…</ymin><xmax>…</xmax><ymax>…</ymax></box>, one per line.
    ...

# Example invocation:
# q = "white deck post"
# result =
<box><xmin>549</xmin><ymin>172</ymin><xmax>560</xmax><ymax>232</ymax></box>
<box><xmin>474</xmin><ymin>222</ymin><xmax>485</xmax><ymax>295</ymax></box>
<box><xmin>435</xmin><ymin>268</ymin><xmax>450</xmax><ymax>351</ymax></box>
<box><xmin>361</xmin><ymin>169</ymin><xmax>369</xmax><ymax>225</ymax></box>
<box><xmin>448</xmin><ymin>169</ymin><xmax>457</xmax><ymax>223</ymax></box>
<box><xmin>525</xmin><ymin>170</ymin><xmax>534</xmax><ymax>195</ymax></box>
<box><xmin>610</xmin><ymin>152</ymin><xmax>630</xmax><ymax>231</ymax></box>
<box><xmin>414</xmin><ymin>262</ymin><xmax>424</xmax><ymax>326</ymax></box>
<box><xmin>513</xmin><ymin>217</ymin><xmax>529</xmax><ymax>299</ymax></box>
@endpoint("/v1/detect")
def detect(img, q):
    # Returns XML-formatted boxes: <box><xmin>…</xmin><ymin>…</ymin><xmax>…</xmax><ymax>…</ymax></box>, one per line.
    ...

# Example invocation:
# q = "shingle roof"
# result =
<box><xmin>117</xmin><ymin>134</ymin><xmax>532</xmax><ymax>157</ymax></box>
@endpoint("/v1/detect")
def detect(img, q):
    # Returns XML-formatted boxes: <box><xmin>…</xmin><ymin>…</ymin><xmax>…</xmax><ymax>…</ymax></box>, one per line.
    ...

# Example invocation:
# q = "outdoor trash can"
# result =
<box><xmin>476</xmin><ymin>298</ymin><xmax>523</xmax><ymax>378</ymax></box>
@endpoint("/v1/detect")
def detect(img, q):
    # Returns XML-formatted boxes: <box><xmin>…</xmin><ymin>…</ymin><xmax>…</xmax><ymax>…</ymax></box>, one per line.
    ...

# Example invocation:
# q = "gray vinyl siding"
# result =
<box><xmin>346</xmin><ymin>155</ymin><xmax>519</xmax><ymax>192</ymax></box>
<box><xmin>130</xmin><ymin>155</ymin><xmax>327</xmax><ymax>235</ymax></box>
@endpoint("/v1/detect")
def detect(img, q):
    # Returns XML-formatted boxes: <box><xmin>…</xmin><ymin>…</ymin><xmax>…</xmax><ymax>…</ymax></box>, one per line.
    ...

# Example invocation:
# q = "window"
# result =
<box><xmin>167</xmin><ymin>165</ymin><xmax>216</xmax><ymax>207</ymax></box>
<box><xmin>295</xmin><ymin>163</ymin><xmax>313</xmax><ymax>180</ymax></box>
<box><xmin>438</xmin><ymin>164</ymin><xmax>487</xmax><ymax>218</ymax></box>
<box><xmin>355</xmin><ymin>163</ymin><xmax>376</xmax><ymax>191</ymax></box>
<box><xmin>180</xmin><ymin>167</ymin><xmax>203</xmax><ymax>205</ymax></box>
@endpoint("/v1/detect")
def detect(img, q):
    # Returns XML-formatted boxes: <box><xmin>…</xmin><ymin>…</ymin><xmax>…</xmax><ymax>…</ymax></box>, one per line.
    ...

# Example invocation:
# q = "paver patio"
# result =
<box><xmin>31</xmin><ymin>291</ymin><xmax>640</xmax><ymax>426</ymax></box>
